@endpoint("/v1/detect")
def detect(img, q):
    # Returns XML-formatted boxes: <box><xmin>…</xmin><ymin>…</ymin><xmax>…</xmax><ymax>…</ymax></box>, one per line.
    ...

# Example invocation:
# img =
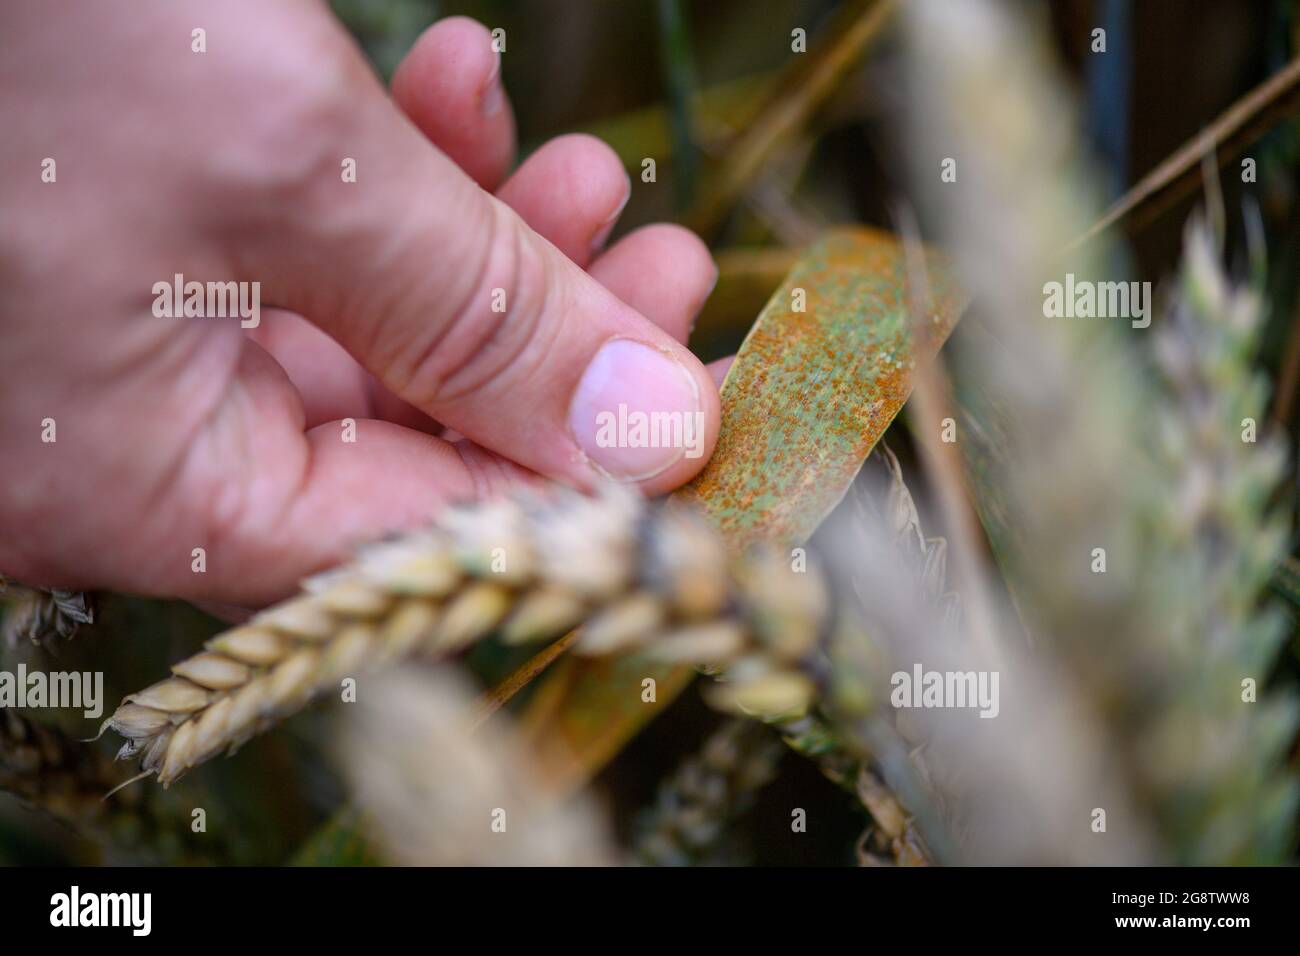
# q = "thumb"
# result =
<box><xmin>245</xmin><ymin>82</ymin><xmax>718</xmax><ymax>494</ymax></box>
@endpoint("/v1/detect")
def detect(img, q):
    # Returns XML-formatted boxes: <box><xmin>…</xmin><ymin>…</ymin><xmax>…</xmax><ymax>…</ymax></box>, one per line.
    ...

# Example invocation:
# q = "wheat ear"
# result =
<box><xmin>107</xmin><ymin>484</ymin><xmax>829</xmax><ymax>786</ymax></box>
<box><xmin>0</xmin><ymin>577</ymin><xmax>94</xmax><ymax>646</ymax></box>
<box><xmin>0</xmin><ymin>709</ymin><xmax>178</xmax><ymax>849</ymax></box>
<box><xmin>2</xmin><ymin>710</ymin><xmax>129</xmax><ymax>821</ymax></box>
<box><xmin>635</xmin><ymin>717</ymin><xmax>785</xmax><ymax>865</ymax></box>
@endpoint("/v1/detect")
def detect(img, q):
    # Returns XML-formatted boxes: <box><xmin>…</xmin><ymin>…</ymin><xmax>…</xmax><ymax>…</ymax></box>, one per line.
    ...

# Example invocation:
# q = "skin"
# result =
<box><xmin>0</xmin><ymin>2</ymin><xmax>729</xmax><ymax>609</ymax></box>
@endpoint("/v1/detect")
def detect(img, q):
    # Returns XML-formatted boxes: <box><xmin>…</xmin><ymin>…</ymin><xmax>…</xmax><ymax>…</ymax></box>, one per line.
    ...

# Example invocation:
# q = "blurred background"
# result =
<box><xmin>331</xmin><ymin>0</ymin><xmax>1300</xmax><ymax>357</ymax></box>
<box><xmin>3</xmin><ymin>0</ymin><xmax>1299</xmax><ymax>864</ymax></box>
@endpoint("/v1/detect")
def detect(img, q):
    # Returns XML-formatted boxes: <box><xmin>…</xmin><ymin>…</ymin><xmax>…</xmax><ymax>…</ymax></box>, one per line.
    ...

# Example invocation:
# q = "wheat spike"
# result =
<box><xmin>0</xmin><ymin>577</ymin><xmax>94</xmax><ymax>646</ymax></box>
<box><xmin>0</xmin><ymin>708</ymin><xmax>193</xmax><ymax>857</ymax></box>
<box><xmin>2</xmin><ymin>710</ymin><xmax>131</xmax><ymax>822</ymax></box>
<box><xmin>107</xmin><ymin>484</ymin><xmax>830</xmax><ymax>786</ymax></box>
<box><xmin>634</xmin><ymin>717</ymin><xmax>785</xmax><ymax>865</ymax></box>
<box><xmin>2</xmin><ymin>709</ymin><xmax>252</xmax><ymax>862</ymax></box>
<box><xmin>897</xmin><ymin>0</ymin><xmax>1294</xmax><ymax>862</ymax></box>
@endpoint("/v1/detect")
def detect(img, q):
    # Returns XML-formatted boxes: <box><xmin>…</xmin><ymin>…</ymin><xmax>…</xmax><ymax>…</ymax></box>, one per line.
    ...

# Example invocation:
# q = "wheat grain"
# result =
<box><xmin>107</xmin><ymin>484</ymin><xmax>830</xmax><ymax>786</ymax></box>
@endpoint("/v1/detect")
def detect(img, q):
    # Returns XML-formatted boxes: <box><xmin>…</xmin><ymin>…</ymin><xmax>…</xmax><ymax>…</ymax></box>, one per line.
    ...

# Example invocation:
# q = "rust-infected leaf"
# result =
<box><xmin>519</xmin><ymin>226</ymin><xmax>965</xmax><ymax>792</ymax></box>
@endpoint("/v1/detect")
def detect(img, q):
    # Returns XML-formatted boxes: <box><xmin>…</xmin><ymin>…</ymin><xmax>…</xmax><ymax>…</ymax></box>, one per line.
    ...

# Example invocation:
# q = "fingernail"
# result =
<box><xmin>569</xmin><ymin>339</ymin><xmax>702</xmax><ymax>481</ymax></box>
<box><xmin>480</xmin><ymin>53</ymin><xmax>505</xmax><ymax>116</ymax></box>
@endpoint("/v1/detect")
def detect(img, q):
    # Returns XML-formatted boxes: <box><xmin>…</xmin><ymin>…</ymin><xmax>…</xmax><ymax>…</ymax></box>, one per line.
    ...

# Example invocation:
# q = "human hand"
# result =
<box><xmin>0</xmin><ymin>3</ymin><xmax>721</xmax><ymax>608</ymax></box>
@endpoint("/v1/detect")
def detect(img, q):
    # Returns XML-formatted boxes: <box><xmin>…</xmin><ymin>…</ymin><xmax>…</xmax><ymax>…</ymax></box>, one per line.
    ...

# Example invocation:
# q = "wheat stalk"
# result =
<box><xmin>106</xmin><ymin>484</ymin><xmax>829</xmax><ymax>786</ymax></box>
